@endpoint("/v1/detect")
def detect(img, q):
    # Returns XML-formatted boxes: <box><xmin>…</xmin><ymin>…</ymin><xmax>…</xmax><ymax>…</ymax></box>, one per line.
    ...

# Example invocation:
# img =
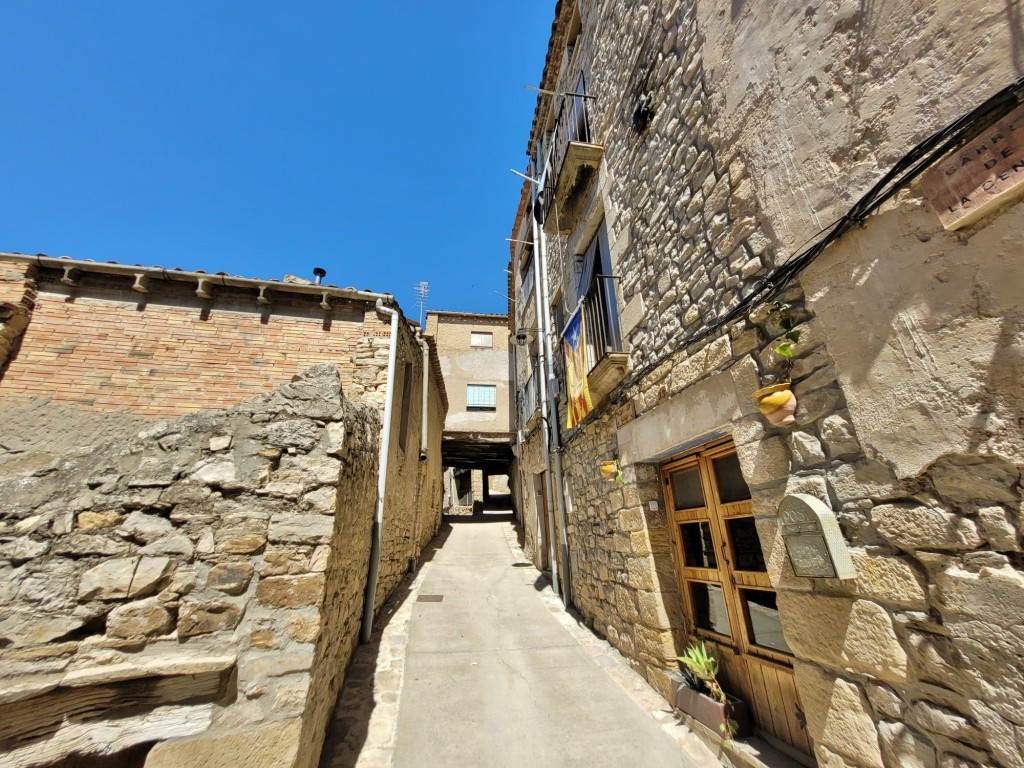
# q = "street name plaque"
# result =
<box><xmin>922</xmin><ymin>103</ymin><xmax>1024</xmax><ymax>230</ymax></box>
<box><xmin>779</xmin><ymin>493</ymin><xmax>856</xmax><ymax>579</ymax></box>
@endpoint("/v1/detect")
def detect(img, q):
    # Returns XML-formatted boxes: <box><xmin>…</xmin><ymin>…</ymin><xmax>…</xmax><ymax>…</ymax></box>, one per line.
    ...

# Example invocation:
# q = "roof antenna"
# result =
<box><xmin>414</xmin><ymin>281</ymin><xmax>430</xmax><ymax>327</ymax></box>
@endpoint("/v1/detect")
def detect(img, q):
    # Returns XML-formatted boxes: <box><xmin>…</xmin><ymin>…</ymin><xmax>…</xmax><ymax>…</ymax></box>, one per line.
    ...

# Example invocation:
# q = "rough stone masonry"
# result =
<box><xmin>0</xmin><ymin>364</ymin><xmax>403</xmax><ymax>768</ymax></box>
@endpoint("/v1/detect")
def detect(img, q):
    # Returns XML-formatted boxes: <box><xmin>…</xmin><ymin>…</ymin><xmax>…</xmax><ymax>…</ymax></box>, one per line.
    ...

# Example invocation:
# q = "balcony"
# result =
<box><xmin>582</xmin><ymin>275</ymin><xmax>628</xmax><ymax>402</ymax></box>
<box><xmin>516</xmin><ymin>258</ymin><xmax>536</xmax><ymax>323</ymax></box>
<box><xmin>542</xmin><ymin>90</ymin><xmax>602</xmax><ymax>234</ymax></box>
<box><xmin>518</xmin><ymin>365</ymin><xmax>541</xmax><ymax>431</ymax></box>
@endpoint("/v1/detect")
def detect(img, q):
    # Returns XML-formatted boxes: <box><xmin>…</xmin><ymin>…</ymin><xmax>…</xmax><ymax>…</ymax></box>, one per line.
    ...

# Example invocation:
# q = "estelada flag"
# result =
<box><xmin>563</xmin><ymin>304</ymin><xmax>593</xmax><ymax>429</ymax></box>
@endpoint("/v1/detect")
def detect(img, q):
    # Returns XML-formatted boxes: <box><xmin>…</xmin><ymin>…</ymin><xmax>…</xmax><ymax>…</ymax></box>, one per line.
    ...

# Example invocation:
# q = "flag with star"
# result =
<box><xmin>563</xmin><ymin>304</ymin><xmax>593</xmax><ymax>429</ymax></box>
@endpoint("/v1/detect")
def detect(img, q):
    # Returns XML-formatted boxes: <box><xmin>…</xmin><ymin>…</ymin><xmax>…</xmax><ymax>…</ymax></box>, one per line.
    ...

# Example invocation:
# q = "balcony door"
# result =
<box><xmin>662</xmin><ymin>439</ymin><xmax>813</xmax><ymax>761</ymax></box>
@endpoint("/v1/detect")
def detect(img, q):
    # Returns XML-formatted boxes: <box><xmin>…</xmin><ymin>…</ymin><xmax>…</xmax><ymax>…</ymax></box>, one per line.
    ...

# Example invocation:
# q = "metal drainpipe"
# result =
<box><xmin>530</xmin><ymin>211</ymin><xmax>561</xmax><ymax>598</ymax></box>
<box><xmin>535</xmin><ymin>205</ymin><xmax>573</xmax><ymax>609</ymax></box>
<box><xmin>408</xmin><ymin>330</ymin><xmax>430</xmax><ymax>573</ymax></box>
<box><xmin>360</xmin><ymin>298</ymin><xmax>401</xmax><ymax>644</ymax></box>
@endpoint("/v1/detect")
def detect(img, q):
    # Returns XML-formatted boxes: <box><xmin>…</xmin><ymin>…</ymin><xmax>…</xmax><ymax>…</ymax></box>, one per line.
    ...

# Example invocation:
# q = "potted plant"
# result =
<box><xmin>671</xmin><ymin>640</ymin><xmax>752</xmax><ymax>739</ymax></box>
<box><xmin>753</xmin><ymin>302</ymin><xmax>801</xmax><ymax>427</ymax></box>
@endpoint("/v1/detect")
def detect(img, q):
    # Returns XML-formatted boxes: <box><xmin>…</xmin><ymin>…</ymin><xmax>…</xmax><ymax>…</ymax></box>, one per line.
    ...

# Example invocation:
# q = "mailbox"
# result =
<box><xmin>779</xmin><ymin>493</ymin><xmax>856</xmax><ymax>579</ymax></box>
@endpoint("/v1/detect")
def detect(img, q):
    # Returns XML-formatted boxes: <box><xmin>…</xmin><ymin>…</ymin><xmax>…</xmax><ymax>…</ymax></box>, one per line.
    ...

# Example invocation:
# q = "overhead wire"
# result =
<box><xmin>559</xmin><ymin>74</ymin><xmax>1024</xmax><ymax>445</ymax></box>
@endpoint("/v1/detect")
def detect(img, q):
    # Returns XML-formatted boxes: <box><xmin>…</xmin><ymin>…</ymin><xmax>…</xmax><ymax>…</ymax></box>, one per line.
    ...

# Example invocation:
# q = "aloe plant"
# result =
<box><xmin>678</xmin><ymin>640</ymin><xmax>738</xmax><ymax>739</ymax></box>
<box><xmin>678</xmin><ymin>640</ymin><xmax>725</xmax><ymax>704</ymax></box>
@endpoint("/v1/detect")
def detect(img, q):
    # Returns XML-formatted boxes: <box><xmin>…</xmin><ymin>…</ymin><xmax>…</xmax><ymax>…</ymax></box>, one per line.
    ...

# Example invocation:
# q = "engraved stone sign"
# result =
<box><xmin>922</xmin><ymin>103</ymin><xmax>1024</xmax><ymax>230</ymax></box>
<box><xmin>779</xmin><ymin>493</ymin><xmax>856</xmax><ymax>579</ymax></box>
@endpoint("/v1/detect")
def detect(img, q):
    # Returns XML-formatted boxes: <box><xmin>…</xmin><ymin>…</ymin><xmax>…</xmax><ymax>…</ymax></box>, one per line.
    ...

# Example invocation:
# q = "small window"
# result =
<box><xmin>470</xmin><ymin>332</ymin><xmax>493</xmax><ymax>348</ymax></box>
<box><xmin>670</xmin><ymin>467</ymin><xmax>705</xmax><ymax>510</ymax></box>
<box><xmin>466</xmin><ymin>384</ymin><xmax>497</xmax><ymax>411</ymax></box>
<box><xmin>742</xmin><ymin>590</ymin><xmax>791</xmax><ymax>654</ymax></box>
<box><xmin>680</xmin><ymin>522</ymin><xmax>717</xmax><ymax>569</ymax></box>
<box><xmin>690</xmin><ymin>582</ymin><xmax>731</xmax><ymax>636</ymax></box>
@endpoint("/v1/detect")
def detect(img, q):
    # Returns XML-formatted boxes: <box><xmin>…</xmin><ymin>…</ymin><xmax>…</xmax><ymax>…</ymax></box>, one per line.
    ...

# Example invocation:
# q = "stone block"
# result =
<box><xmin>106</xmin><ymin>598</ymin><xmax>174</xmax><ymax>638</ymax></box>
<box><xmin>261</xmin><ymin>419</ymin><xmax>321</xmax><ymax>452</ymax></box>
<box><xmin>735</xmin><ymin>435</ymin><xmax>790</xmax><ymax>487</ymax></box>
<box><xmin>287</xmin><ymin>611</ymin><xmax>321</xmax><ymax>643</ymax></box>
<box><xmin>77</xmin><ymin>510</ymin><xmax>123</xmax><ymax>530</ymax></box>
<box><xmin>216</xmin><ymin>519</ymin><xmax>268</xmax><ymax>555</ymax></box>
<box><xmin>78</xmin><ymin>557</ymin><xmax>173</xmax><ymax>601</ymax></box>
<box><xmin>790</xmin><ymin>430</ymin><xmax>826</xmax><ymax>467</ymax></box>
<box><xmin>849</xmin><ymin>548</ymin><xmax>928</xmax><ymax>610</ymax></box>
<box><xmin>191</xmin><ymin>461</ymin><xmax>238</xmax><ymax>488</ymax></box>
<box><xmin>209</xmin><ymin>435</ymin><xmax>232</xmax><ymax>452</ymax></box>
<box><xmin>256</xmin><ymin>574</ymin><xmax>326</xmax><ymax>608</ymax></box>
<box><xmin>907</xmin><ymin>702</ymin><xmax>983</xmax><ymax>747</ymax></box>
<box><xmin>141</xmin><ymin>533</ymin><xmax>195</xmax><ymax>560</ymax></box>
<box><xmin>145</xmin><ymin>718</ymin><xmax>302</xmax><ymax>768</ymax></box>
<box><xmin>827</xmin><ymin>461</ymin><xmax>902</xmax><ymax>503</ymax></box>
<box><xmin>301</xmin><ymin>486</ymin><xmax>337</xmax><ymax>514</ymax></box>
<box><xmin>794</xmin><ymin>662</ymin><xmax>884</xmax><ymax>768</ymax></box>
<box><xmin>872</xmin><ymin>504</ymin><xmax>984</xmax><ymax>552</ymax></box>
<box><xmin>207</xmin><ymin>562</ymin><xmax>254</xmax><ymax>595</ymax></box>
<box><xmin>268</xmin><ymin>514</ymin><xmax>334</xmax><ymax>545</ymax></box>
<box><xmin>866</xmin><ymin>683</ymin><xmax>904</xmax><ymax>719</ymax></box>
<box><xmin>820</xmin><ymin>414</ymin><xmax>860</xmax><ymax>458</ymax></box>
<box><xmin>778</xmin><ymin>592</ymin><xmax>908</xmax><ymax>682</ymax></box>
<box><xmin>793</xmin><ymin>387</ymin><xmax>843</xmax><ymax>427</ymax></box>
<box><xmin>178</xmin><ymin>599</ymin><xmax>243</xmax><ymax>637</ymax></box>
<box><xmin>878</xmin><ymin>721</ymin><xmax>936</xmax><ymax>768</ymax></box>
<box><xmin>1</xmin><ymin>537</ymin><xmax>51</xmax><ymax>561</ymax></box>
<box><xmin>976</xmin><ymin>506</ymin><xmax>1021</xmax><ymax>552</ymax></box>
<box><xmin>930</xmin><ymin>455</ymin><xmax>1020</xmax><ymax>506</ymax></box>
<box><xmin>54</xmin><ymin>533</ymin><xmax>130</xmax><ymax>558</ymax></box>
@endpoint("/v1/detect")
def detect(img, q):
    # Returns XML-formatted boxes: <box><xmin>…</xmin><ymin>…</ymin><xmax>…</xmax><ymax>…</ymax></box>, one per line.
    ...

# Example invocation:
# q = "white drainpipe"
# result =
<box><xmin>408</xmin><ymin>330</ymin><xmax>431</xmax><ymax>572</ymax></box>
<box><xmin>530</xmin><ymin>211</ymin><xmax>561</xmax><ymax>597</ymax></box>
<box><xmin>535</xmin><ymin>206</ymin><xmax>573</xmax><ymax>609</ymax></box>
<box><xmin>360</xmin><ymin>298</ymin><xmax>401</xmax><ymax>643</ymax></box>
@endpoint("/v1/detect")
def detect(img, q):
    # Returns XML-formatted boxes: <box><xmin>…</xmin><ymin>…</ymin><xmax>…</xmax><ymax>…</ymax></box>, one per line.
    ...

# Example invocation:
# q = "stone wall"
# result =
<box><xmin>0</xmin><ymin>365</ymin><xmax>427</xmax><ymax>768</ymax></box>
<box><xmin>515</xmin><ymin>1</ymin><xmax>1024</xmax><ymax>766</ymax></box>
<box><xmin>0</xmin><ymin>262</ymin><xmax>382</xmax><ymax>418</ymax></box>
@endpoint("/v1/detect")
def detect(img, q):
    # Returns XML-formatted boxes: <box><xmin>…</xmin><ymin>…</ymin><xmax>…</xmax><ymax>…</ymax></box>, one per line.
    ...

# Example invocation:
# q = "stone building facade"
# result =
<box><xmin>510</xmin><ymin>2</ymin><xmax>1024</xmax><ymax>767</ymax></box>
<box><xmin>0</xmin><ymin>254</ymin><xmax>447</xmax><ymax>766</ymax></box>
<box><xmin>424</xmin><ymin>311</ymin><xmax>513</xmax><ymax>513</ymax></box>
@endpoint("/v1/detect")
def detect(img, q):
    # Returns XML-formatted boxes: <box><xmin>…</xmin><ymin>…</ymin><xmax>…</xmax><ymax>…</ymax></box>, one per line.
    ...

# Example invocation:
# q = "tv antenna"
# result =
<box><xmin>414</xmin><ymin>281</ymin><xmax>430</xmax><ymax>327</ymax></box>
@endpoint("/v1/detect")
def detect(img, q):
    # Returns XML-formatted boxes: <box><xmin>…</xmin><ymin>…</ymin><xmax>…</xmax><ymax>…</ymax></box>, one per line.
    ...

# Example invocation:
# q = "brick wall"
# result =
<box><xmin>0</xmin><ymin>269</ymin><xmax>386</xmax><ymax>417</ymax></box>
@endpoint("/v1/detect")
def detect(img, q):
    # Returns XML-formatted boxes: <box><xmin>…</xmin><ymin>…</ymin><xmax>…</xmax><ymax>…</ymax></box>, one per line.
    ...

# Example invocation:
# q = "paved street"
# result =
<box><xmin>320</xmin><ymin>510</ymin><xmax>720</xmax><ymax>768</ymax></box>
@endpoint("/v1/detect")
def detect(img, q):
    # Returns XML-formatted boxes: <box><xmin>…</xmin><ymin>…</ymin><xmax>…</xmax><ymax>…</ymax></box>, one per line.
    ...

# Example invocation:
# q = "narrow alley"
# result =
<box><xmin>319</xmin><ymin>508</ymin><xmax>721</xmax><ymax>768</ymax></box>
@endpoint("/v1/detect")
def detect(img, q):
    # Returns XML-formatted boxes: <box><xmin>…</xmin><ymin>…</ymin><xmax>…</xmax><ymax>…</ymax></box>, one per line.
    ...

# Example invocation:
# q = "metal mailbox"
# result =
<box><xmin>779</xmin><ymin>493</ymin><xmax>856</xmax><ymax>579</ymax></box>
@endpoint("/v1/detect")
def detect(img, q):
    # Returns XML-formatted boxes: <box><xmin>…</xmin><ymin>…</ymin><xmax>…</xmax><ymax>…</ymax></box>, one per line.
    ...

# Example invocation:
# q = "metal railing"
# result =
<box><xmin>518</xmin><ymin>364</ymin><xmax>541</xmax><ymax>427</ymax></box>
<box><xmin>516</xmin><ymin>258</ymin><xmax>535</xmax><ymax>317</ymax></box>
<box><xmin>582</xmin><ymin>275</ymin><xmax>622</xmax><ymax>374</ymax></box>
<box><xmin>542</xmin><ymin>88</ymin><xmax>597</xmax><ymax>220</ymax></box>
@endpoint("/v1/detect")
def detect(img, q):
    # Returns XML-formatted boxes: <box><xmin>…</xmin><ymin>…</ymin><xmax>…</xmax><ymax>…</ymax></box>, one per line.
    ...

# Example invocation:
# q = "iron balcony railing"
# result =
<box><xmin>516</xmin><ymin>258</ymin><xmax>536</xmax><ymax>318</ymax></box>
<box><xmin>519</xmin><ymin>364</ymin><xmax>541</xmax><ymax>427</ymax></box>
<box><xmin>543</xmin><ymin>88</ymin><xmax>597</xmax><ymax>220</ymax></box>
<box><xmin>582</xmin><ymin>275</ymin><xmax>622</xmax><ymax>374</ymax></box>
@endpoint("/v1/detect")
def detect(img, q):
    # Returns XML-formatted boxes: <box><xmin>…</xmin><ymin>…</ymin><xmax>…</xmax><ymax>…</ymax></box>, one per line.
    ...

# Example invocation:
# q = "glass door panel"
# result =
<box><xmin>670</xmin><ymin>466</ymin><xmax>705</xmax><ymax>510</ymax></box>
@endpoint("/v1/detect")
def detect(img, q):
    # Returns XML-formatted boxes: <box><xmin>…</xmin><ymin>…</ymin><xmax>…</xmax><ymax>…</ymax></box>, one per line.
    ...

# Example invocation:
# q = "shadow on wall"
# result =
<box><xmin>799</xmin><ymin>201</ymin><xmax>1024</xmax><ymax>473</ymax></box>
<box><xmin>1010</xmin><ymin>0</ymin><xmax>1024</xmax><ymax>75</ymax></box>
<box><xmin>317</xmin><ymin>524</ymin><xmax>452</xmax><ymax>768</ymax></box>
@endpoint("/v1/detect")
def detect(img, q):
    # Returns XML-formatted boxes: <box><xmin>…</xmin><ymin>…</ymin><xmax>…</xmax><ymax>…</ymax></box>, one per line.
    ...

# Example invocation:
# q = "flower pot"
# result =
<box><xmin>668</xmin><ymin>674</ymin><xmax>753</xmax><ymax>738</ymax></box>
<box><xmin>753</xmin><ymin>383</ymin><xmax>797</xmax><ymax>427</ymax></box>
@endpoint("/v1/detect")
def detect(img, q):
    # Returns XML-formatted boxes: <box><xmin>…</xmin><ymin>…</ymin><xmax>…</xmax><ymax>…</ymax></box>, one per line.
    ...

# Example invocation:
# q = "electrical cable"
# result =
<box><xmin>559</xmin><ymin>74</ymin><xmax>1024</xmax><ymax>447</ymax></box>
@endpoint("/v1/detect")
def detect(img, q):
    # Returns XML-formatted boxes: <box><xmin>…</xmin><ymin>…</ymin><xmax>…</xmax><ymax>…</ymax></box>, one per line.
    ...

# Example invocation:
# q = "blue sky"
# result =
<box><xmin>0</xmin><ymin>2</ymin><xmax>553</xmax><ymax>316</ymax></box>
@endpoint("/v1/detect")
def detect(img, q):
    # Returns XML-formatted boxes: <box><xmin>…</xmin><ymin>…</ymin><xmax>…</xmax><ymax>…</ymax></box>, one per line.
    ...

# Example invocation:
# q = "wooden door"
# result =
<box><xmin>662</xmin><ymin>439</ymin><xmax>814</xmax><ymax>761</ymax></box>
